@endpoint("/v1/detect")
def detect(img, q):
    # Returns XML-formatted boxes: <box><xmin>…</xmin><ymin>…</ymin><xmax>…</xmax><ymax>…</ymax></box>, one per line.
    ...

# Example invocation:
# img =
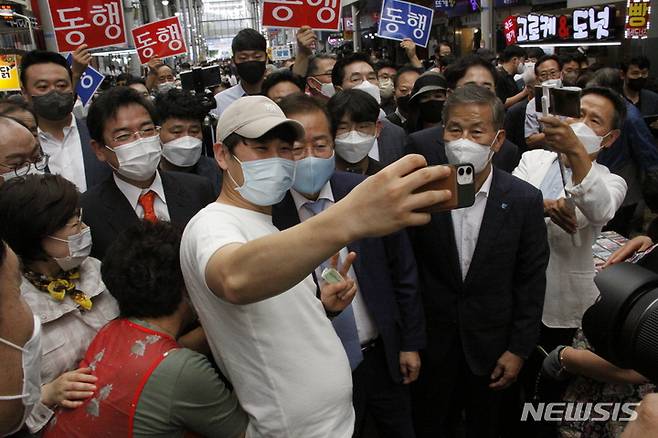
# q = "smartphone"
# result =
<box><xmin>534</xmin><ymin>86</ymin><xmax>581</xmax><ymax>118</ymax></box>
<box><xmin>416</xmin><ymin>164</ymin><xmax>476</xmax><ymax>213</ymax></box>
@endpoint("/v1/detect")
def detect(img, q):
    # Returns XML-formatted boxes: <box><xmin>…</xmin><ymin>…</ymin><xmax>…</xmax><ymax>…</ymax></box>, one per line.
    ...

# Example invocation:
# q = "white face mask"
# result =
<box><xmin>157</xmin><ymin>81</ymin><xmax>176</xmax><ymax>94</ymax></box>
<box><xmin>311</xmin><ymin>77</ymin><xmax>335</xmax><ymax>98</ymax></box>
<box><xmin>570</xmin><ymin>122</ymin><xmax>610</xmax><ymax>154</ymax></box>
<box><xmin>0</xmin><ymin>315</ymin><xmax>43</xmax><ymax>435</ymax></box>
<box><xmin>517</xmin><ymin>61</ymin><xmax>527</xmax><ymax>74</ymax></box>
<box><xmin>161</xmin><ymin>136</ymin><xmax>203</xmax><ymax>167</ymax></box>
<box><xmin>334</xmin><ymin>130</ymin><xmax>377</xmax><ymax>164</ymax></box>
<box><xmin>353</xmin><ymin>80</ymin><xmax>382</xmax><ymax>105</ymax></box>
<box><xmin>227</xmin><ymin>156</ymin><xmax>296</xmax><ymax>206</ymax></box>
<box><xmin>379</xmin><ymin>78</ymin><xmax>394</xmax><ymax>100</ymax></box>
<box><xmin>0</xmin><ymin>165</ymin><xmax>44</xmax><ymax>182</ymax></box>
<box><xmin>107</xmin><ymin>135</ymin><xmax>162</xmax><ymax>181</ymax></box>
<box><xmin>445</xmin><ymin>131</ymin><xmax>501</xmax><ymax>173</ymax></box>
<box><xmin>48</xmin><ymin>227</ymin><xmax>93</xmax><ymax>272</ymax></box>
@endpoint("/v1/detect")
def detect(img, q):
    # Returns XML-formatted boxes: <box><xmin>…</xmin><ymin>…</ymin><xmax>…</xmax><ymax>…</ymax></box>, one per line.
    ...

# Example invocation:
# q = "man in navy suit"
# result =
<box><xmin>408</xmin><ymin>85</ymin><xmax>549</xmax><ymax>438</ymax></box>
<box><xmin>273</xmin><ymin>94</ymin><xmax>425</xmax><ymax>438</ymax></box>
<box><xmin>19</xmin><ymin>50</ymin><xmax>111</xmax><ymax>192</ymax></box>
<box><xmin>81</xmin><ymin>87</ymin><xmax>214</xmax><ymax>259</ymax></box>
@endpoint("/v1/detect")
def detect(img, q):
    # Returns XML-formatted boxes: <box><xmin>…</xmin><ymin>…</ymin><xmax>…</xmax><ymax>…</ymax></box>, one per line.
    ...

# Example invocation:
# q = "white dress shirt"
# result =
<box><xmin>291</xmin><ymin>184</ymin><xmax>379</xmax><ymax>344</ymax></box>
<box><xmin>113</xmin><ymin>171</ymin><xmax>170</xmax><ymax>221</ymax></box>
<box><xmin>211</xmin><ymin>82</ymin><xmax>246</xmax><ymax>118</ymax></box>
<box><xmin>451</xmin><ymin>170</ymin><xmax>493</xmax><ymax>280</ymax></box>
<box><xmin>368</xmin><ymin>138</ymin><xmax>380</xmax><ymax>161</ymax></box>
<box><xmin>38</xmin><ymin>117</ymin><xmax>87</xmax><ymax>192</ymax></box>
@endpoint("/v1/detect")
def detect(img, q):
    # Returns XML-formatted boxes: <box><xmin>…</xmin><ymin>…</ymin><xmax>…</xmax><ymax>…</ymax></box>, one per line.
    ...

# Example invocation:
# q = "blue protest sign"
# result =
<box><xmin>378</xmin><ymin>0</ymin><xmax>434</xmax><ymax>48</ymax></box>
<box><xmin>66</xmin><ymin>54</ymin><xmax>105</xmax><ymax>107</ymax></box>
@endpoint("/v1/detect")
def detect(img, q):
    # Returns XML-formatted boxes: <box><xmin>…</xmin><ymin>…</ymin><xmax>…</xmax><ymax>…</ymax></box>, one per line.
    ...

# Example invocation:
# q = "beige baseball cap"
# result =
<box><xmin>217</xmin><ymin>95</ymin><xmax>305</xmax><ymax>142</ymax></box>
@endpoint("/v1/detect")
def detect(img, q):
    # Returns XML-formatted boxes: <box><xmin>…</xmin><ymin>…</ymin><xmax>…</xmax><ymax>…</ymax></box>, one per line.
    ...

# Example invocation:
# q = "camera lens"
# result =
<box><xmin>458</xmin><ymin>168</ymin><xmax>464</xmax><ymax>176</ymax></box>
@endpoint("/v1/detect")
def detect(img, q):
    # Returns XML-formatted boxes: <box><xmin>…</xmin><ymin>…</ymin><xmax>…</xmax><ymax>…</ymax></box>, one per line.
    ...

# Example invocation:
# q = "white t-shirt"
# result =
<box><xmin>180</xmin><ymin>202</ymin><xmax>354</xmax><ymax>438</ymax></box>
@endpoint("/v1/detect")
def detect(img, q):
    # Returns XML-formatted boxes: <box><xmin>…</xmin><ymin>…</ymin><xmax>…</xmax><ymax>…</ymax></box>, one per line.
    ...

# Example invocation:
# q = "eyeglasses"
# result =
<box><xmin>292</xmin><ymin>144</ymin><xmax>331</xmax><ymax>159</ymax></box>
<box><xmin>537</xmin><ymin>70</ymin><xmax>561</xmax><ymax>81</ymax></box>
<box><xmin>112</xmin><ymin>126</ymin><xmax>159</xmax><ymax>144</ymax></box>
<box><xmin>0</xmin><ymin>152</ymin><xmax>49</xmax><ymax>178</ymax></box>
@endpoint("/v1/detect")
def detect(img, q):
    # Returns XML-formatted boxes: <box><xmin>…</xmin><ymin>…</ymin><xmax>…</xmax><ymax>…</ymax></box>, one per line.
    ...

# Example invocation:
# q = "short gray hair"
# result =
<box><xmin>442</xmin><ymin>84</ymin><xmax>505</xmax><ymax>130</ymax></box>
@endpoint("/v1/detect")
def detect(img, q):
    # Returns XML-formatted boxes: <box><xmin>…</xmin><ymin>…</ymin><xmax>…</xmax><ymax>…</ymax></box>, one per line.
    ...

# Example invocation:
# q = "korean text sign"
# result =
<box><xmin>378</xmin><ymin>0</ymin><xmax>434</xmax><ymax>48</ymax></box>
<box><xmin>262</xmin><ymin>0</ymin><xmax>341</xmax><ymax>31</ymax></box>
<box><xmin>504</xmin><ymin>7</ymin><xmax>614</xmax><ymax>45</ymax></box>
<box><xmin>625</xmin><ymin>0</ymin><xmax>652</xmax><ymax>39</ymax></box>
<box><xmin>48</xmin><ymin>0</ymin><xmax>127</xmax><ymax>52</ymax></box>
<box><xmin>0</xmin><ymin>54</ymin><xmax>21</xmax><ymax>91</ymax></box>
<box><xmin>66</xmin><ymin>54</ymin><xmax>104</xmax><ymax>106</ymax></box>
<box><xmin>132</xmin><ymin>17</ymin><xmax>187</xmax><ymax>64</ymax></box>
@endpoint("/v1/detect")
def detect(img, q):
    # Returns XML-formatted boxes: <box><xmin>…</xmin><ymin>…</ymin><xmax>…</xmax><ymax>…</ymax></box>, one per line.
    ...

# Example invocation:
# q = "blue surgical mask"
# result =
<box><xmin>292</xmin><ymin>152</ymin><xmax>335</xmax><ymax>195</ymax></box>
<box><xmin>227</xmin><ymin>155</ymin><xmax>296</xmax><ymax>206</ymax></box>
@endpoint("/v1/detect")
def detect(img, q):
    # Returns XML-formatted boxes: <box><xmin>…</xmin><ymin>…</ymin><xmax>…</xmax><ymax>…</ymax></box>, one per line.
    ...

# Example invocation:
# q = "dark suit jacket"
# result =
<box><xmin>378</xmin><ymin>119</ymin><xmax>406</xmax><ymax>166</ymax></box>
<box><xmin>407</xmin><ymin>139</ymin><xmax>548</xmax><ymax>376</ymax></box>
<box><xmin>272</xmin><ymin>172</ymin><xmax>426</xmax><ymax>383</ymax></box>
<box><xmin>78</xmin><ymin>118</ymin><xmax>112</xmax><ymax>190</ymax></box>
<box><xmin>504</xmin><ymin>100</ymin><xmax>529</xmax><ymax>154</ymax></box>
<box><xmin>405</xmin><ymin>125</ymin><xmax>520</xmax><ymax>173</ymax></box>
<box><xmin>81</xmin><ymin>171</ymin><xmax>215</xmax><ymax>260</ymax></box>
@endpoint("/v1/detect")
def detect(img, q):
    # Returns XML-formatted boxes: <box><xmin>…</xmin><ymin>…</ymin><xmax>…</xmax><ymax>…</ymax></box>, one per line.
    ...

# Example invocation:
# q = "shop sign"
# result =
<box><xmin>624</xmin><ymin>0</ymin><xmax>651</xmax><ymax>39</ymax></box>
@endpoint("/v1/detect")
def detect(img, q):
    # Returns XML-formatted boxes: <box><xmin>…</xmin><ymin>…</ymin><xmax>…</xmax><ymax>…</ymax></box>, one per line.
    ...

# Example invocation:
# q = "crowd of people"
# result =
<box><xmin>1</xmin><ymin>24</ymin><xmax>658</xmax><ymax>438</ymax></box>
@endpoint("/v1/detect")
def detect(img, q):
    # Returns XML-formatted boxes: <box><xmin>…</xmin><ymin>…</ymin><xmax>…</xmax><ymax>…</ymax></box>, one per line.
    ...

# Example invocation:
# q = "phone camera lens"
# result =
<box><xmin>458</xmin><ymin>168</ymin><xmax>464</xmax><ymax>176</ymax></box>
<box><xmin>466</xmin><ymin>167</ymin><xmax>473</xmax><ymax>175</ymax></box>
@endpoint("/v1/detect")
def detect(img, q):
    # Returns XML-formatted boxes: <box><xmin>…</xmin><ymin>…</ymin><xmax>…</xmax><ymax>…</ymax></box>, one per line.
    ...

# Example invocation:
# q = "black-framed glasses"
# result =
<box><xmin>0</xmin><ymin>153</ymin><xmax>49</xmax><ymax>178</ymax></box>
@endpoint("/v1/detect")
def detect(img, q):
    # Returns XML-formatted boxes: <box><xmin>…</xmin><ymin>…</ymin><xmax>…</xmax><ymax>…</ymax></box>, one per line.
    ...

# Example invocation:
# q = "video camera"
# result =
<box><xmin>180</xmin><ymin>65</ymin><xmax>220</xmax><ymax>113</ymax></box>
<box><xmin>582</xmin><ymin>262</ymin><xmax>658</xmax><ymax>382</ymax></box>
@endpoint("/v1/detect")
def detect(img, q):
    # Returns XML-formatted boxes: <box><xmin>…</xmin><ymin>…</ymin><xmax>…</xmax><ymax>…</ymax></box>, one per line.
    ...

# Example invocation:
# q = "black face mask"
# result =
<box><xmin>419</xmin><ymin>100</ymin><xmax>445</xmax><ymax>124</ymax></box>
<box><xmin>628</xmin><ymin>77</ymin><xmax>647</xmax><ymax>92</ymax></box>
<box><xmin>396</xmin><ymin>95</ymin><xmax>411</xmax><ymax>115</ymax></box>
<box><xmin>31</xmin><ymin>90</ymin><xmax>75</xmax><ymax>121</ymax></box>
<box><xmin>236</xmin><ymin>61</ymin><xmax>266</xmax><ymax>85</ymax></box>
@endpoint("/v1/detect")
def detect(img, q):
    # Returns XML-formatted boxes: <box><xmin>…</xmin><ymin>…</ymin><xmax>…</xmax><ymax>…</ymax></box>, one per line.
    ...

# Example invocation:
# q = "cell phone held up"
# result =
<box><xmin>534</xmin><ymin>85</ymin><xmax>582</xmax><ymax>118</ymax></box>
<box><xmin>415</xmin><ymin>163</ymin><xmax>476</xmax><ymax>213</ymax></box>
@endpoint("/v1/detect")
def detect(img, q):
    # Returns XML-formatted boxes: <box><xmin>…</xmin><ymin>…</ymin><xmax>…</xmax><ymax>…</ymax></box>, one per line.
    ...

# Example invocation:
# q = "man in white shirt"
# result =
<box><xmin>80</xmin><ymin>87</ymin><xmax>214</xmax><ymax>259</ymax></box>
<box><xmin>512</xmin><ymin>87</ymin><xmax>628</xmax><ymax>427</ymax></box>
<box><xmin>211</xmin><ymin>29</ymin><xmax>268</xmax><ymax>118</ymax></box>
<box><xmin>180</xmin><ymin>95</ymin><xmax>452</xmax><ymax>437</ymax></box>
<box><xmin>19</xmin><ymin>50</ymin><xmax>110</xmax><ymax>192</ymax></box>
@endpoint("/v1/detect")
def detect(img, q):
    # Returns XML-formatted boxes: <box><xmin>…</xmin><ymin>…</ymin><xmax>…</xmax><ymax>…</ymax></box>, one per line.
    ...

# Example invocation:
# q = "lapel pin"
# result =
<box><xmin>501</xmin><ymin>203</ymin><xmax>508</xmax><ymax>209</ymax></box>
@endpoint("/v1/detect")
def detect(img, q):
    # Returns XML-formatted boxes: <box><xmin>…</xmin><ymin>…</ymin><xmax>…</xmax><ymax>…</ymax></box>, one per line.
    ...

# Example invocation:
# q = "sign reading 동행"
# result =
<box><xmin>378</xmin><ymin>0</ymin><xmax>434</xmax><ymax>48</ymax></box>
<box><xmin>65</xmin><ymin>54</ymin><xmax>105</xmax><ymax>106</ymax></box>
<box><xmin>262</xmin><ymin>0</ymin><xmax>342</xmax><ymax>31</ymax></box>
<box><xmin>504</xmin><ymin>6</ymin><xmax>615</xmax><ymax>45</ymax></box>
<box><xmin>132</xmin><ymin>16</ymin><xmax>187</xmax><ymax>64</ymax></box>
<box><xmin>47</xmin><ymin>0</ymin><xmax>127</xmax><ymax>52</ymax></box>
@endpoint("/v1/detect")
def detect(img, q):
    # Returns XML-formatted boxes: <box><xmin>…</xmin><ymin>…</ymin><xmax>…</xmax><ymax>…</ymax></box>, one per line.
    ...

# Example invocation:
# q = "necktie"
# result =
<box><xmin>304</xmin><ymin>198</ymin><xmax>364</xmax><ymax>370</ymax></box>
<box><xmin>138</xmin><ymin>190</ymin><xmax>158</xmax><ymax>223</ymax></box>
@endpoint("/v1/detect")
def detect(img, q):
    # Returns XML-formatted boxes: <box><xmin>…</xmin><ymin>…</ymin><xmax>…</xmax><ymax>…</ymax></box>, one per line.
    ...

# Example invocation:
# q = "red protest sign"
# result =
<box><xmin>48</xmin><ymin>0</ymin><xmax>127</xmax><ymax>52</ymax></box>
<box><xmin>132</xmin><ymin>17</ymin><xmax>187</xmax><ymax>65</ymax></box>
<box><xmin>262</xmin><ymin>0</ymin><xmax>341</xmax><ymax>31</ymax></box>
<box><xmin>503</xmin><ymin>16</ymin><xmax>518</xmax><ymax>46</ymax></box>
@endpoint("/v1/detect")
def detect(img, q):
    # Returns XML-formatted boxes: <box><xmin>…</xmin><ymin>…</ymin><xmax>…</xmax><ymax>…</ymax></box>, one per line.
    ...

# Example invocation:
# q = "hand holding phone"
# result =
<box><xmin>415</xmin><ymin>163</ymin><xmax>476</xmax><ymax>213</ymax></box>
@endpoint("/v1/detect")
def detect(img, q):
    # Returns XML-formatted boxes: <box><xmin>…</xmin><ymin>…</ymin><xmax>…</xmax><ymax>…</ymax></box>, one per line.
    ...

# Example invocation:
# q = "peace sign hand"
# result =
<box><xmin>320</xmin><ymin>252</ymin><xmax>357</xmax><ymax>313</ymax></box>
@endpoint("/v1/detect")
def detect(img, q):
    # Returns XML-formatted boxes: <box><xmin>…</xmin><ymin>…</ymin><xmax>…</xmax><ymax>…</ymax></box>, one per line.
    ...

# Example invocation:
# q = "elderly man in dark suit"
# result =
<box><xmin>408</xmin><ymin>85</ymin><xmax>549</xmax><ymax>438</ymax></box>
<box><xmin>81</xmin><ymin>87</ymin><xmax>214</xmax><ymax>259</ymax></box>
<box><xmin>273</xmin><ymin>94</ymin><xmax>425</xmax><ymax>438</ymax></box>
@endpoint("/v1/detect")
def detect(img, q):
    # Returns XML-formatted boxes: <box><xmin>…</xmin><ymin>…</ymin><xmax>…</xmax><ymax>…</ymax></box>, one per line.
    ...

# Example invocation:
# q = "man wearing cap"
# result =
<box><xmin>179</xmin><ymin>95</ymin><xmax>453</xmax><ymax>437</ymax></box>
<box><xmin>406</xmin><ymin>72</ymin><xmax>448</xmax><ymax>134</ymax></box>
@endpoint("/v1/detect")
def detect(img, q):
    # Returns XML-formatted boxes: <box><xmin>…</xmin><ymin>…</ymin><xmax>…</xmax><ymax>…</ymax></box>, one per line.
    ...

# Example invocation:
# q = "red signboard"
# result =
<box><xmin>131</xmin><ymin>17</ymin><xmax>187</xmax><ymax>64</ymax></box>
<box><xmin>504</xmin><ymin>15</ymin><xmax>518</xmax><ymax>45</ymax></box>
<box><xmin>625</xmin><ymin>0</ymin><xmax>652</xmax><ymax>39</ymax></box>
<box><xmin>48</xmin><ymin>0</ymin><xmax>127</xmax><ymax>52</ymax></box>
<box><xmin>262</xmin><ymin>0</ymin><xmax>341</xmax><ymax>31</ymax></box>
